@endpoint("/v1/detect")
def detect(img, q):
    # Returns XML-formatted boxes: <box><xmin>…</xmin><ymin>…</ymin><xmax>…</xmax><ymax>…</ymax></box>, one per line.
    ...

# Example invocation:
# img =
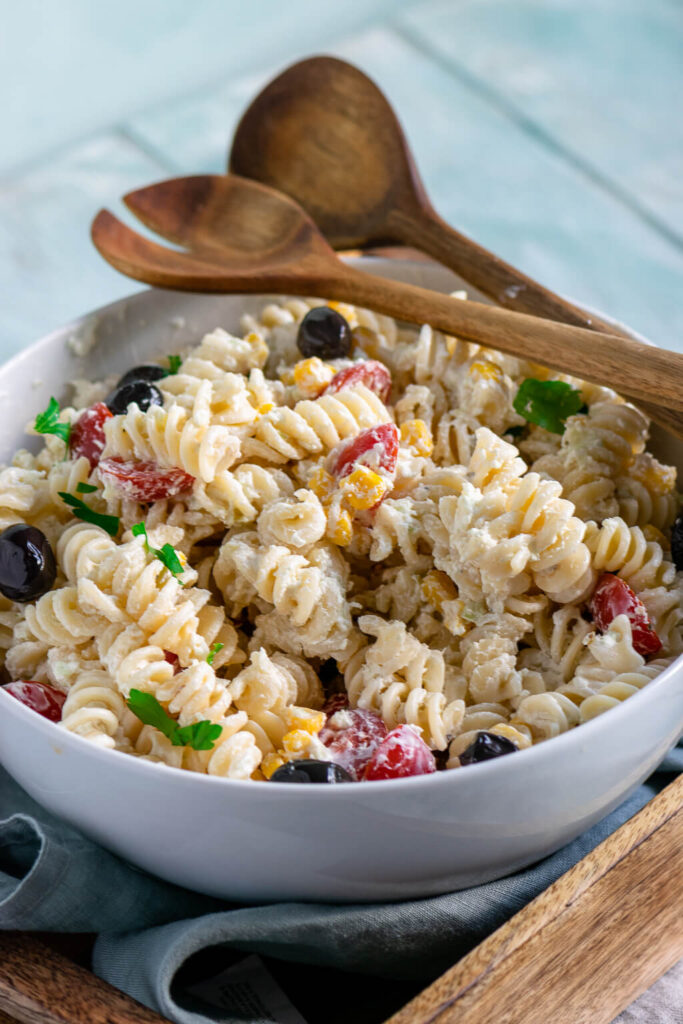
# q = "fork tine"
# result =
<box><xmin>91</xmin><ymin>208</ymin><xmax>233</xmax><ymax>291</ymax></box>
<box><xmin>123</xmin><ymin>175</ymin><xmax>222</xmax><ymax>248</ymax></box>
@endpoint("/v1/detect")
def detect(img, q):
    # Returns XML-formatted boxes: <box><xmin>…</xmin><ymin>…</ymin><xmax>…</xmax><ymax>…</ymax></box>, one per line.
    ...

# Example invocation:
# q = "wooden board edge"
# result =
<box><xmin>386</xmin><ymin>775</ymin><xmax>683</xmax><ymax>1024</ymax></box>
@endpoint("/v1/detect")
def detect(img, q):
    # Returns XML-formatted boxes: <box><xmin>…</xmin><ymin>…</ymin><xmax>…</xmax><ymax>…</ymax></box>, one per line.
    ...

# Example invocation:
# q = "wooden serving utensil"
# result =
<box><xmin>228</xmin><ymin>56</ymin><xmax>678</xmax><ymax>433</ymax></box>
<box><xmin>92</xmin><ymin>175</ymin><xmax>683</xmax><ymax>426</ymax></box>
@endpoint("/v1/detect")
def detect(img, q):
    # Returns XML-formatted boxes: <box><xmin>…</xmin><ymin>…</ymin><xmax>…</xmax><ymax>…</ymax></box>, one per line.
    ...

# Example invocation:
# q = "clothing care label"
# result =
<box><xmin>185</xmin><ymin>954</ymin><xmax>309</xmax><ymax>1024</ymax></box>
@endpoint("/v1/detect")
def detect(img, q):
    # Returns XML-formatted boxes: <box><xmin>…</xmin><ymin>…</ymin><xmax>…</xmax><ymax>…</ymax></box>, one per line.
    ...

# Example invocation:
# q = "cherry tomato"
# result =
<box><xmin>363</xmin><ymin>725</ymin><xmax>437</xmax><ymax>781</ymax></box>
<box><xmin>69</xmin><ymin>403</ymin><xmax>112</xmax><ymax>469</ymax></box>
<box><xmin>590</xmin><ymin>573</ymin><xmax>662</xmax><ymax>657</ymax></box>
<box><xmin>324</xmin><ymin>361</ymin><xmax>392</xmax><ymax>403</ymax></box>
<box><xmin>319</xmin><ymin>708</ymin><xmax>388</xmax><ymax>780</ymax></box>
<box><xmin>329</xmin><ymin>423</ymin><xmax>399</xmax><ymax>480</ymax></box>
<box><xmin>3</xmin><ymin>681</ymin><xmax>66</xmax><ymax>722</ymax></box>
<box><xmin>98</xmin><ymin>458</ymin><xmax>194</xmax><ymax>501</ymax></box>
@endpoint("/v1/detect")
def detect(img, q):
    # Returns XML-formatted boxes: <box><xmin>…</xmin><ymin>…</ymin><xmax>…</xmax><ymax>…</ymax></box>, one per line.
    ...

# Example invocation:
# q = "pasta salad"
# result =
<box><xmin>1</xmin><ymin>295</ymin><xmax>681</xmax><ymax>783</ymax></box>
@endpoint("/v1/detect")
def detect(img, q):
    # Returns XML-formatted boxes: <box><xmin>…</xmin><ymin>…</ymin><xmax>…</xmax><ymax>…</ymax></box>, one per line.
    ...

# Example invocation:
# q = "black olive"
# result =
<box><xmin>0</xmin><ymin>525</ymin><xmax>56</xmax><ymax>602</ymax></box>
<box><xmin>459</xmin><ymin>731</ymin><xmax>518</xmax><ymax>766</ymax></box>
<box><xmin>297</xmin><ymin>307</ymin><xmax>352</xmax><ymax>360</ymax></box>
<box><xmin>671</xmin><ymin>513</ymin><xmax>683</xmax><ymax>571</ymax></box>
<box><xmin>270</xmin><ymin>759</ymin><xmax>353</xmax><ymax>783</ymax></box>
<box><xmin>115</xmin><ymin>364</ymin><xmax>167</xmax><ymax>389</ymax></box>
<box><xmin>106</xmin><ymin>380</ymin><xmax>163</xmax><ymax>416</ymax></box>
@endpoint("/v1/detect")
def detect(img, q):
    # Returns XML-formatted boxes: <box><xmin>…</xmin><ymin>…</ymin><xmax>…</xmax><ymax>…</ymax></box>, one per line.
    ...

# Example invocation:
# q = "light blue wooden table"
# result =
<box><xmin>2</xmin><ymin>0</ymin><xmax>682</xmax><ymax>361</ymax></box>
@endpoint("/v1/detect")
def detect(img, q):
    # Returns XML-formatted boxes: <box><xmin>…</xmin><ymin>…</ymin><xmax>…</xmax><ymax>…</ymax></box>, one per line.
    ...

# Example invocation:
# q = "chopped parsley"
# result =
<box><xmin>132</xmin><ymin>522</ymin><xmax>185</xmax><ymax>581</ymax></box>
<box><xmin>76</xmin><ymin>481</ymin><xmax>98</xmax><ymax>494</ymax></box>
<box><xmin>126</xmin><ymin>689</ymin><xmax>222</xmax><ymax>750</ymax></box>
<box><xmin>207</xmin><ymin>642</ymin><xmax>224</xmax><ymax>666</ymax></box>
<box><xmin>33</xmin><ymin>397</ymin><xmax>71</xmax><ymax>445</ymax></box>
<box><xmin>513</xmin><ymin>378</ymin><xmax>587</xmax><ymax>435</ymax></box>
<box><xmin>58</xmin><ymin>490</ymin><xmax>120</xmax><ymax>536</ymax></box>
<box><xmin>167</xmin><ymin>354</ymin><xmax>182</xmax><ymax>375</ymax></box>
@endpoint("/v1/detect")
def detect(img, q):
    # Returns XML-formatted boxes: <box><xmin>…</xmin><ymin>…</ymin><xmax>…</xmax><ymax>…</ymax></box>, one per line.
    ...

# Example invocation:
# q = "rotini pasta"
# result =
<box><xmin>3</xmin><ymin>293</ymin><xmax>679</xmax><ymax>783</ymax></box>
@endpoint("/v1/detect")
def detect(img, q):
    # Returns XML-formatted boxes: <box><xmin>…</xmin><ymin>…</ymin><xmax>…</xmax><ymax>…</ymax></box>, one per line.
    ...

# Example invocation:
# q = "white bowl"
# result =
<box><xmin>0</xmin><ymin>260</ymin><xmax>681</xmax><ymax>903</ymax></box>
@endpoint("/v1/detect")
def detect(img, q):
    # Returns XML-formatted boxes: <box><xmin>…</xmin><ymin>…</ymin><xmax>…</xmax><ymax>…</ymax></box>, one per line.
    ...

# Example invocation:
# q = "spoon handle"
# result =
<box><xmin>388</xmin><ymin>204</ymin><xmax>676</xmax><ymax>431</ymax></box>
<box><xmin>335</xmin><ymin>261</ymin><xmax>683</xmax><ymax>418</ymax></box>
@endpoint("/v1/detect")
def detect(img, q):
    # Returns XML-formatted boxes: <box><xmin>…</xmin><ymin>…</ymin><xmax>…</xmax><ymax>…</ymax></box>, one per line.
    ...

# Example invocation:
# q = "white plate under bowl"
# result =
<box><xmin>0</xmin><ymin>259</ymin><xmax>681</xmax><ymax>903</ymax></box>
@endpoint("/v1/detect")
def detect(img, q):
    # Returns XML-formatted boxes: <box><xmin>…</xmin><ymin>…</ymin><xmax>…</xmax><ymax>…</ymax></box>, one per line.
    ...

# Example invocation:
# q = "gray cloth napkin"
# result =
<box><xmin>2</xmin><ymin>745</ymin><xmax>681</xmax><ymax>1024</ymax></box>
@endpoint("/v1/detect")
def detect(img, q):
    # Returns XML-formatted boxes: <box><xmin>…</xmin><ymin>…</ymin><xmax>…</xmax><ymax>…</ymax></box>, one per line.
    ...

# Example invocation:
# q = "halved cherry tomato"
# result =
<box><xmin>324</xmin><ymin>361</ymin><xmax>392</xmax><ymax>403</ymax></box>
<box><xmin>329</xmin><ymin>423</ymin><xmax>399</xmax><ymax>480</ymax></box>
<box><xmin>3</xmin><ymin>681</ymin><xmax>66</xmax><ymax>722</ymax></box>
<box><xmin>69</xmin><ymin>403</ymin><xmax>112</xmax><ymax>469</ymax></box>
<box><xmin>98</xmin><ymin>458</ymin><xmax>194</xmax><ymax>501</ymax></box>
<box><xmin>590</xmin><ymin>573</ymin><xmax>662</xmax><ymax>657</ymax></box>
<box><xmin>363</xmin><ymin>725</ymin><xmax>437</xmax><ymax>780</ymax></box>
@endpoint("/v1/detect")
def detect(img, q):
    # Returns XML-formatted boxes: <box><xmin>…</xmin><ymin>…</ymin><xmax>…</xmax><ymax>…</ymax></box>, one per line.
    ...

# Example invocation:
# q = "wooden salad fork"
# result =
<box><xmin>228</xmin><ymin>55</ymin><xmax>680</xmax><ymax>434</ymax></box>
<box><xmin>93</xmin><ymin>175</ymin><xmax>683</xmax><ymax>432</ymax></box>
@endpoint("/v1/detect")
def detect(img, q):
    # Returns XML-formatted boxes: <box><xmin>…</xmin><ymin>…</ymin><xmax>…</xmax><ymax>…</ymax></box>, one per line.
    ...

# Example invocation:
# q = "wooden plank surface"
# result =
<box><xmin>0</xmin><ymin>933</ymin><xmax>170</xmax><ymax>1024</ymax></box>
<box><xmin>387</xmin><ymin>774</ymin><xmax>683</xmax><ymax>1024</ymax></box>
<box><xmin>402</xmin><ymin>0</ymin><xmax>683</xmax><ymax>238</ymax></box>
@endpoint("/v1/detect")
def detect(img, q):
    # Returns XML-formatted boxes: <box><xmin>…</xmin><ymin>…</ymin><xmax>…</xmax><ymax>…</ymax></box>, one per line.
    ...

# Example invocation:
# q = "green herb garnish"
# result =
<box><xmin>207</xmin><ymin>642</ymin><xmax>224</xmax><ymax>666</ymax></box>
<box><xmin>167</xmin><ymin>355</ymin><xmax>182</xmax><ymax>375</ymax></box>
<box><xmin>34</xmin><ymin>397</ymin><xmax>71</xmax><ymax>445</ymax></box>
<box><xmin>59</xmin><ymin>491</ymin><xmax>120</xmax><ymax>536</ymax></box>
<box><xmin>76</xmin><ymin>481</ymin><xmax>98</xmax><ymax>494</ymax></box>
<box><xmin>513</xmin><ymin>379</ymin><xmax>587</xmax><ymax>435</ymax></box>
<box><xmin>126</xmin><ymin>689</ymin><xmax>222</xmax><ymax>750</ymax></box>
<box><xmin>132</xmin><ymin>522</ymin><xmax>185</xmax><ymax>581</ymax></box>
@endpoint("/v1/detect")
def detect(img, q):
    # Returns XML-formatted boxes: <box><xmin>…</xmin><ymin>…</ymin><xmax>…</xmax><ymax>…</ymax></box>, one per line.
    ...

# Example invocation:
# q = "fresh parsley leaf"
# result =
<box><xmin>158</xmin><ymin>543</ymin><xmax>184</xmax><ymax>577</ymax></box>
<box><xmin>207</xmin><ymin>642</ymin><xmax>224</xmax><ymax>666</ymax></box>
<box><xmin>76</xmin><ymin>481</ymin><xmax>98</xmax><ymax>494</ymax></box>
<box><xmin>126</xmin><ymin>689</ymin><xmax>222</xmax><ymax>750</ymax></box>
<box><xmin>513</xmin><ymin>379</ymin><xmax>587</xmax><ymax>435</ymax></box>
<box><xmin>34</xmin><ymin>397</ymin><xmax>71</xmax><ymax>445</ymax></box>
<box><xmin>175</xmin><ymin>719</ymin><xmax>223</xmax><ymax>751</ymax></box>
<box><xmin>58</xmin><ymin>492</ymin><xmax>120</xmax><ymax>536</ymax></box>
<box><xmin>167</xmin><ymin>355</ymin><xmax>182</xmax><ymax>375</ymax></box>
<box><xmin>132</xmin><ymin>522</ymin><xmax>185</xmax><ymax>581</ymax></box>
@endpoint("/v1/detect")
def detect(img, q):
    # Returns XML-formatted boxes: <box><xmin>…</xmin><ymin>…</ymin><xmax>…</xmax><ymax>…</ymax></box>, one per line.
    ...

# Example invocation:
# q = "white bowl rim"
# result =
<box><xmin>2</xmin><ymin>275</ymin><xmax>681</xmax><ymax>793</ymax></box>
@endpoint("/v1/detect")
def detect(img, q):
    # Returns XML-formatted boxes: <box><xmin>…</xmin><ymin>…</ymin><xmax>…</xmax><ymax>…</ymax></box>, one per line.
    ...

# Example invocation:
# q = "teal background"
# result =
<box><xmin>2</xmin><ymin>0</ymin><xmax>682</xmax><ymax>356</ymax></box>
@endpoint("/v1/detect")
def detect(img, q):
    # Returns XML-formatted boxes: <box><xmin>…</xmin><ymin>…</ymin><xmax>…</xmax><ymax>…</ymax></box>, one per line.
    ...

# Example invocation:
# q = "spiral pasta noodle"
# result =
<box><xmin>3</xmin><ymin>293</ymin><xmax>679</xmax><ymax>782</ymax></box>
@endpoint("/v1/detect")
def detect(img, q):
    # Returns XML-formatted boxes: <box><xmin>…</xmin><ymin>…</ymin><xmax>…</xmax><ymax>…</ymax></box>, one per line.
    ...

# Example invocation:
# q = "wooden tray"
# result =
<box><xmin>0</xmin><ymin>773</ymin><xmax>680</xmax><ymax>1024</ymax></box>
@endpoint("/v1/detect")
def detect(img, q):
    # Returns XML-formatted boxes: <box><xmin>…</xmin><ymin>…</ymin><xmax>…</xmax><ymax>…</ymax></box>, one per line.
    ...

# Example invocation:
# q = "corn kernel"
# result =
<box><xmin>631</xmin><ymin>455</ymin><xmax>677</xmax><ymax>495</ymax></box>
<box><xmin>421</xmin><ymin>569</ymin><xmax>457</xmax><ymax>612</ymax></box>
<box><xmin>261</xmin><ymin>753</ymin><xmax>285</xmax><ymax>779</ymax></box>
<box><xmin>257</xmin><ymin>402</ymin><xmax>275</xmax><ymax>415</ymax></box>
<box><xmin>494</xmin><ymin>721</ymin><xmax>533</xmax><ymax>750</ymax></box>
<box><xmin>445</xmin><ymin>335</ymin><xmax>458</xmax><ymax>357</ymax></box>
<box><xmin>327</xmin><ymin>300</ymin><xmax>356</xmax><ymax>324</ymax></box>
<box><xmin>281</xmin><ymin>729</ymin><xmax>316</xmax><ymax>757</ymax></box>
<box><xmin>293</xmin><ymin>357</ymin><xmax>335</xmax><ymax>397</ymax></box>
<box><xmin>468</xmin><ymin>360</ymin><xmax>502</xmax><ymax>381</ymax></box>
<box><xmin>340</xmin><ymin>466</ymin><xmax>388</xmax><ymax>510</ymax></box>
<box><xmin>285</xmin><ymin>706</ymin><xmax>326</xmax><ymax>734</ymax></box>
<box><xmin>400</xmin><ymin>419</ymin><xmax>434</xmax><ymax>457</ymax></box>
<box><xmin>245</xmin><ymin>331</ymin><xmax>269</xmax><ymax>367</ymax></box>
<box><xmin>329</xmin><ymin>507</ymin><xmax>353</xmax><ymax>546</ymax></box>
<box><xmin>308</xmin><ymin>466</ymin><xmax>336</xmax><ymax>503</ymax></box>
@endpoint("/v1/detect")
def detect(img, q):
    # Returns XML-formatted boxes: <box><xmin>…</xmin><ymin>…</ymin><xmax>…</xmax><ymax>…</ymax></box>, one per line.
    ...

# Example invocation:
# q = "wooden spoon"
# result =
<box><xmin>228</xmin><ymin>56</ymin><xmax>678</xmax><ymax>431</ymax></box>
<box><xmin>92</xmin><ymin>174</ymin><xmax>683</xmax><ymax>423</ymax></box>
